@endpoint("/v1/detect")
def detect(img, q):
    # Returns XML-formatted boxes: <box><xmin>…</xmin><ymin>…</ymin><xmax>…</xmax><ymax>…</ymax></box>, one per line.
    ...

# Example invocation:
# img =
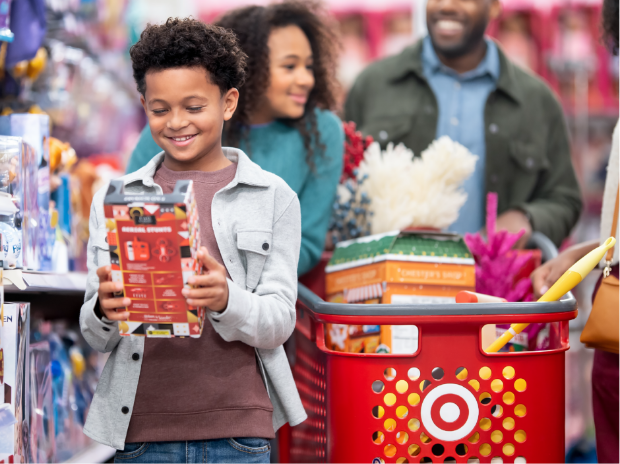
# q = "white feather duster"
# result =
<box><xmin>357</xmin><ymin>136</ymin><xmax>478</xmax><ymax>234</ymax></box>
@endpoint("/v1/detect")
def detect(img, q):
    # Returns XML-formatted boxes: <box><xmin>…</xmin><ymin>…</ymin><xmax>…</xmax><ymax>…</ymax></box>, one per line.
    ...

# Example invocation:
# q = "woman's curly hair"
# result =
<box><xmin>215</xmin><ymin>1</ymin><xmax>340</xmax><ymax>166</ymax></box>
<box><xmin>129</xmin><ymin>17</ymin><xmax>247</xmax><ymax>96</ymax></box>
<box><xmin>601</xmin><ymin>0</ymin><xmax>619</xmax><ymax>55</ymax></box>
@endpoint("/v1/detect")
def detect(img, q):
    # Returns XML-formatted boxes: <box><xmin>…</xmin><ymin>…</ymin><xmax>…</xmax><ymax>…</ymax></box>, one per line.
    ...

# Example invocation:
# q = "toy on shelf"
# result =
<box><xmin>0</xmin><ymin>136</ymin><xmax>41</xmax><ymax>270</ymax></box>
<box><xmin>104</xmin><ymin>179</ymin><xmax>205</xmax><ymax>338</ymax></box>
<box><xmin>0</xmin><ymin>113</ymin><xmax>52</xmax><ymax>271</ymax></box>
<box><xmin>0</xmin><ymin>303</ymin><xmax>30</xmax><ymax>463</ymax></box>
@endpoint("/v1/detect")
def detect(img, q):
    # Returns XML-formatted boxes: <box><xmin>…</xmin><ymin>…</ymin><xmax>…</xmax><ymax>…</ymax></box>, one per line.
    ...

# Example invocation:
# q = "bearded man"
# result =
<box><xmin>345</xmin><ymin>0</ymin><xmax>582</xmax><ymax>247</ymax></box>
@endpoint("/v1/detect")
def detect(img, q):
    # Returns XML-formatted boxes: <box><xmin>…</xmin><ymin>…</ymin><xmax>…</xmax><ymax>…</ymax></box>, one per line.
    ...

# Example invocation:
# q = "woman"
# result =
<box><xmin>531</xmin><ymin>1</ymin><xmax>619</xmax><ymax>461</ymax></box>
<box><xmin>127</xmin><ymin>1</ymin><xmax>343</xmax><ymax>276</ymax></box>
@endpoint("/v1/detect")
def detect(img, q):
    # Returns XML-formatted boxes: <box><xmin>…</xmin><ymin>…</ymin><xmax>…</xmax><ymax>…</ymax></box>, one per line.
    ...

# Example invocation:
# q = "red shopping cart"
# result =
<box><xmin>286</xmin><ymin>283</ymin><xmax>577</xmax><ymax>464</ymax></box>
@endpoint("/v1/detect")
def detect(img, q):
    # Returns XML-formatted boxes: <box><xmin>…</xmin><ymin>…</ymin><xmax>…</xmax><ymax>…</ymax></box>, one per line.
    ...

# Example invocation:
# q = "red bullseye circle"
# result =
<box><xmin>430</xmin><ymin>394</ymin><xmax>469</xmax><ymax>431</ymax></box>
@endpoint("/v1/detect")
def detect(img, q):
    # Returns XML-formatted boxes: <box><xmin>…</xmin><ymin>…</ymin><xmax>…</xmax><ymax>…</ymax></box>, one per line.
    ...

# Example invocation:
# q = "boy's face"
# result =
<box><xmin>141</xmin><ymin>67</ymin><xmax>238</xmax><ymax>167</ymax></box>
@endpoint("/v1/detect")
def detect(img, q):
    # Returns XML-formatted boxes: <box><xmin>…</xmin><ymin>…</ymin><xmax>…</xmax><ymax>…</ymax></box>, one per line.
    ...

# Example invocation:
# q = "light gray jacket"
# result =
<box><xmin>79</xmin><ymin>148</ymin><xmax>307</xmax><ymax>450</ymax></box>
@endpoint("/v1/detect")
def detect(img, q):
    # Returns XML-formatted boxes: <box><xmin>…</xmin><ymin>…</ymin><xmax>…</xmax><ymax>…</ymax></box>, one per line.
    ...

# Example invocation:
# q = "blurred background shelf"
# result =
<box><xmin>3</xmin><ymin>271</ymin><xmax>87</xmax><ymax>294</ymax></box>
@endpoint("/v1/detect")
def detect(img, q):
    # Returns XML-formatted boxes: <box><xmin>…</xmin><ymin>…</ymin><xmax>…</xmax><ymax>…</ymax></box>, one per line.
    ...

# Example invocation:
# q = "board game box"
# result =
<box><xmin>325</xmin><ymin>230</ymin><xmax>476</xmax><ymax>354</ymax></box>
<box><xmin>104</xmin><ymin>179</ymin><xmax>205</xmax><ymax>338</ymax></box>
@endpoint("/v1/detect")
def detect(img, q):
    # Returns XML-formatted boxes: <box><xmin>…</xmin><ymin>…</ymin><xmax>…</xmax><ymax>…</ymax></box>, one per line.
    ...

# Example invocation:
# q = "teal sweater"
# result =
<box><xmin>126</xmin><ymin>109</ymin><xmax>344</xmax><ymax>275</ymax></box>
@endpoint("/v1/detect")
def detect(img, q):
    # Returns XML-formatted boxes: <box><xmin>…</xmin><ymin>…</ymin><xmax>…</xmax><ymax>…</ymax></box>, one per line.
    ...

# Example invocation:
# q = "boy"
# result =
<box><xmin>79</xmin><ymin>18</ymin><xmax>306</xmax><ymax>463</ymax></box>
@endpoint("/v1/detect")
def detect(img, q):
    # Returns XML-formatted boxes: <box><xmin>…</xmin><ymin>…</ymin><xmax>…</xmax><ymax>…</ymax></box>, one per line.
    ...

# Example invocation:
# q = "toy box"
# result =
<box><xmin>0</xmin><ymin>115</ymin><xmax>52</xmax><ymax>270</ymax></box>
<box><xmin>0</xmin><ymin>302</ymin><xmax>31</xmax><ymax>463</ymax></box>
<box><xmin>325</xmin><ymin>230</ymin><xmax>475</xmax><ymax>354</ymax></box>
<box><xmin>28</xmin><ymin>341</ymin><xmax>56</xmax><ymax>463</ymax></box>
<box><xmin>104</xmin><ymin>179</ymin><xmax>204</xmax><ymax>338</ymax></box>
<box><xmin>0</xmin><ymin>136</ymin><xmax>39</xmax><ymax>270</ymax></box>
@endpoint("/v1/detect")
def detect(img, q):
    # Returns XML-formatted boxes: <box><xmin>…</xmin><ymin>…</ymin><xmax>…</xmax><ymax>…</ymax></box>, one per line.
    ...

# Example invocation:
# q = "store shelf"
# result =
<box><xmin>2</xmin><ymin>270</ymin><xmax>87</xmax><ymax>294</ymax></box>
<box><xmin>63</xmin><ymin>442</ymin><xmax>115</xmax><ymax>463</ymax></box>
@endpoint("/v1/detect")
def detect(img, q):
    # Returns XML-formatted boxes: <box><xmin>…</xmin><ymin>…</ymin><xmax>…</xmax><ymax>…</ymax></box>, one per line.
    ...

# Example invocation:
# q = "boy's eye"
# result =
<box><xmin>152</xmin><ymin>109</ymin><xmax>168</xmax><ymax>115</ymax></box>
<box><xmin>284</xmin><ymin>64</ymin><xmax>295</xmax><ymax>71</ymax></box>
<box><xmin>187</xmin><ymin>106</ymin><xmax>204</xmax><ymax>112</ymax></box>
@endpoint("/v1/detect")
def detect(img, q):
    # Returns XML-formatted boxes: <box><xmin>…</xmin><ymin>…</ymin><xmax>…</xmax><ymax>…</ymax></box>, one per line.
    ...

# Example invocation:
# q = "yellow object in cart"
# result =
<box><xmin>486</xmin><ymin>237</ymin><xmax>616</xmax><ymax>353</ymax></box>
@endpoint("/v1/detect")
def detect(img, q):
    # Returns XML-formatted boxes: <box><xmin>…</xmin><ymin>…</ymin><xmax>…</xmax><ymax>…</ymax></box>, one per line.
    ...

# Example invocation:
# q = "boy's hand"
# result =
<box><xmin>182</xmin><ymin>247</ymin><xmax>229</xmax><ymax>312</ymax></box>
<box><xmin>96</xmin><ymin>265</ymin><xmax>131</xmax><ymax>321</ymax></box>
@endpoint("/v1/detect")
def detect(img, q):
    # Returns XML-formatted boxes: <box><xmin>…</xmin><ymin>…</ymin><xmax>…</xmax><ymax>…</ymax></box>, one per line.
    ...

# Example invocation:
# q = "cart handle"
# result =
<box><xmin>298</xmin><ymin>283</ymin><xmax>577</xmax><ymax>323</ymax></box>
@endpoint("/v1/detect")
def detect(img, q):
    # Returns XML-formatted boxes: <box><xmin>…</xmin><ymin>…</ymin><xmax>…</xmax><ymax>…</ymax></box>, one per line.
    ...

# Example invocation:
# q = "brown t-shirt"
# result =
<box><xmin>125</xmin><ymin>162</ymin><xmax>274</xmax><ymax>442</ymax></box>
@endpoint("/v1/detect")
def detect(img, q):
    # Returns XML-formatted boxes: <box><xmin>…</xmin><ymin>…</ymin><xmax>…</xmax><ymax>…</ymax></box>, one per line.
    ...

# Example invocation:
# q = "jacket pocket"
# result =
<box><xmin>361</xmin><ymin>116</ymin><xmax>414</xmax><ymax>149</ymax></box>
<box><xmin>509</xmin><ymin>141</ymin><xmax>550</xmax><ymax>173</ymax></box>
<box><xmin>237</xmin><ymin>229</ymin><xmax>272</xmax><ymax>290</ymax></box>
<box><xmin>91</xmin><ymin>229</ymin><xmax>110</xmax><ymax>266</ymax></box>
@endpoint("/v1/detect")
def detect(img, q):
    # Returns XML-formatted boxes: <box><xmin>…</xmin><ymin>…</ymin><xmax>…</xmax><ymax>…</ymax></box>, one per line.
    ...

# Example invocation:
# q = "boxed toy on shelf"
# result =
<box><xmin>325</xmin><ymin>230</ymin><xmax>475</xmax><ymax>354</ymax></box>
<box><xmin>0</xmin><ymin>302</ymin><xmax>31</xmax><ymax>463</ymax></box>
<box><xmin>104</xmin><ymin>179</ymin><xmax>205</xmax><ymax>338</ymax></box>
<box><xmin>0</xmin><ymin>114</ymin><xmax>53</xmax><ymax>271</ymax></box>
<box><xmin>0</xmin><ymin>135</ymin><xmax>39</xmax><ymax>270</ymax></box>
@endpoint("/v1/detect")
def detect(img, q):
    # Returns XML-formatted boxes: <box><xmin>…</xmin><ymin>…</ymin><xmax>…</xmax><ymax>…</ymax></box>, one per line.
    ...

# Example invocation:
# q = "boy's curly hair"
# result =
<box><xmin>130</xmin><ymin>17</ymin><xmax>247</xmax><ymax>96</ymax></box>
<box><xmin>601</xmin><ymin>0</ymin><xmax>619</xmax><ymax>55</ymax></box>
<box><xmin>215</xmin><ymin>1</ymin><xmax>340</xmax><ymax>166</ymax></box>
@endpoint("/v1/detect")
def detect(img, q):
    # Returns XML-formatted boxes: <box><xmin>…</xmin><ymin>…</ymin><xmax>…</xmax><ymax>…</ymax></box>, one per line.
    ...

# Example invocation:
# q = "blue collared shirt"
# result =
<box><xmin>421</xmin><ymin>36</ymin><xmax>500</xmax><ymax>235</ymax></box>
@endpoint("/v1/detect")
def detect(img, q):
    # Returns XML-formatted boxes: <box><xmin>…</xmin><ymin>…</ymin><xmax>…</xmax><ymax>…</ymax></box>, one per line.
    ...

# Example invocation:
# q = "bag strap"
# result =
<box><xmin>605</xmin><ymin>185</ymin><xmax>619</xmax><ymax>265</ymax></box>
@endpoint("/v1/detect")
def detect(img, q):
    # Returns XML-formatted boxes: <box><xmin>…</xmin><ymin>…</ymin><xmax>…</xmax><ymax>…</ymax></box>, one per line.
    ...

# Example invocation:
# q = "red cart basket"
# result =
<box><xmin>286</xmin><ymin>284</ymin><xmax>577</xmax><ymax>464</ymax></box>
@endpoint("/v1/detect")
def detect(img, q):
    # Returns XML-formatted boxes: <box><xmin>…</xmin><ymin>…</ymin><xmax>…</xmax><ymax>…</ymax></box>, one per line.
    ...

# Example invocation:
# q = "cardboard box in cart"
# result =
<box><xmin>104</xmin><ymin>179</ymin><xmax>205</xmax><ymax>338</ymax></box>
<box><xmin>325</xmin><ymin>230</ymin><xmax>475</xmax><ymax>354</ymax></box>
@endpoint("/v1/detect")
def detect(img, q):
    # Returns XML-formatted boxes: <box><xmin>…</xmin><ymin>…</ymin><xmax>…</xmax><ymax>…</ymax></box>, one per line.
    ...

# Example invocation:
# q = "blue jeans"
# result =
<box><xmin>114</xmin><ymin>439</ymin><xmax>271</xmax><ymax>463</ymax></box>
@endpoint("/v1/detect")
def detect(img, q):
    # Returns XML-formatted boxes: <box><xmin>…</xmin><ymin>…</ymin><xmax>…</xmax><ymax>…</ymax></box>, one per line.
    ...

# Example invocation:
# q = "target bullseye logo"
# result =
<box><xmin>421</xmin><ymin>383</ymin><xmax>479</xmax><ymax>441</ymax></box>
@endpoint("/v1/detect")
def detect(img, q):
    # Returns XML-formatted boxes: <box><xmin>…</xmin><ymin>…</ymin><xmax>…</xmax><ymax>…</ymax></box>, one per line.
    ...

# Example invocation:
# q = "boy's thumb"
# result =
<box><xmin>199</xmin><ymin>247</ymin><xmax>219</xmax><ymax>269</ymax></box>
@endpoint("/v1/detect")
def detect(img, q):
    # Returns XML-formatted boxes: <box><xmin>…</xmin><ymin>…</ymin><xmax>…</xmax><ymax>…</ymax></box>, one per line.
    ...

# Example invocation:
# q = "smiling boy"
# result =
<box><xmin>79</xmin><ymin>18</ymin><xmax>306</xmax><ymax>463</ymax></box>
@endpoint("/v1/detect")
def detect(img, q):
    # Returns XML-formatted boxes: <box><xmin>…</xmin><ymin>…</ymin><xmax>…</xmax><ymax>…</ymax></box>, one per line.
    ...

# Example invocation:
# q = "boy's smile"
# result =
<box><xmin>141</xmin><ymin>67</ymin><xmax>239</xmax><ymax>171</ymax></box>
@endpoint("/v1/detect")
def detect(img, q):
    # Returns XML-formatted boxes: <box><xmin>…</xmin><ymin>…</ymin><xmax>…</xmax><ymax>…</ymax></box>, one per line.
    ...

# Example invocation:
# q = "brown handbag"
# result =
<box><xmin>580</xmin><ymin>186</ymin><xmax>619</xmax><ymax>353</ymax></box>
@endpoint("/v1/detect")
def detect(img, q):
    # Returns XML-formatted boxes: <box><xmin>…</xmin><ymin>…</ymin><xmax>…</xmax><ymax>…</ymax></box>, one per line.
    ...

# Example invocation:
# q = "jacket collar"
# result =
<box><xmin>390</xmin><ymin>37</ymin><xmax>523</xmax><ymax>104</ymax></box>
<box><xmin>122</xmin><ymin>147</ymin><xmax>271</xmax><ymax>189</ymax></box>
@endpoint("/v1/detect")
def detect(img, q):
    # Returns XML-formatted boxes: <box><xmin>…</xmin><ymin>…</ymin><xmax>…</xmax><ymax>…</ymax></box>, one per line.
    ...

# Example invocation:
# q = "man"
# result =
<box><xmin>345</xmin><ymin>0</ymin><xmax>582</xmax><ymax>247</ymax></box>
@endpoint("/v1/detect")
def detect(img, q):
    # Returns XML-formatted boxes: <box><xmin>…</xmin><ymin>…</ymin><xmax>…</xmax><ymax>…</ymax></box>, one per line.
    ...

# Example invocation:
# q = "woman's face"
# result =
<box><xmin>260</xmin><ymin>25</ymin><xmax>315</xmax><ymax>122</ymax></box>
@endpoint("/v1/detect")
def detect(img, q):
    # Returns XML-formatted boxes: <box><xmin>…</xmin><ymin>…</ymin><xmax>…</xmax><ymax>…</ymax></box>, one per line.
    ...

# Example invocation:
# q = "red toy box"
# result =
<box><xmin>104</xmin><ymin>179</ymin><xmax>204</xmax><ymax>338</ymax></box>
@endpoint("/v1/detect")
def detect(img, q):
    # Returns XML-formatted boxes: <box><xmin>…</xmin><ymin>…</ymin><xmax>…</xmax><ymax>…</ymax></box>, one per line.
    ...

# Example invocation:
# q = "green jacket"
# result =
<box><xmin>344</xmin><ymin>40</ymin><xmax>582</xmax><ymax>246</ymax></box>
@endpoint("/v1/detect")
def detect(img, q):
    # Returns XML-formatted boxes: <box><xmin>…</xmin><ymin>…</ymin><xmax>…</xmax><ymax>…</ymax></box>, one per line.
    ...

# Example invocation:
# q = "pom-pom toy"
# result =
<box><xmin>464</xmin><ymin>192</ymin><xmax>533</xmax><ymax>302</ymax></box>
<box><xmin>357</xmin><ymin>136</ymin><xmax>478</xmax><ymax>234</ymax></box>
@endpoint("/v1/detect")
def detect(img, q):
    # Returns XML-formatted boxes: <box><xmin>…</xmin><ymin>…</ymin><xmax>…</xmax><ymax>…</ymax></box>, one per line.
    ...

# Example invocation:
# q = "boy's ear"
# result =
<box><xmin>222</xmin><ymin>88</ymin><xmax>239</xmax><ymax>121</ymax></box>
<box><xmin>140</xmin><ymin>94</ymin><xmax>148</xmax><ymax>114</ymax></box>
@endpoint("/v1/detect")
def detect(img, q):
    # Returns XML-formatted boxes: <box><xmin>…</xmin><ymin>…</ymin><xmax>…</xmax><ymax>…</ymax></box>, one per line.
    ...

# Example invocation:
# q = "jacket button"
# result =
<box><xmin>526</xmin><ymin>158</ymin><xmax>534</xmax><ymax>168</ymax></box>
<box><xmin>379</xmin><ymin>130</ymin><xmax>388</xmax><ymax>141</ymax></box>
<box><xmin>489</xmin><ymin>123</ymin><xmax>498</xmax><ymax>133</ymax></box>
<box><xmin>132</xmin><ymin>353</ymin><xmax>140</xmax><ymax>361</ymax></box>
<box><xmin>262</xmin><ymin>243</ymin><xmax>269</xmax><ymax>251</ymax></box>
<box><xmin>102</xmin><ymin>327</ymin><xmax>110</xmax><ymax>332</ymax></box>
<box><xmin>121</xmin><ymin>406</ymin><xmax>129</xmax><ymax>414</ymax></box>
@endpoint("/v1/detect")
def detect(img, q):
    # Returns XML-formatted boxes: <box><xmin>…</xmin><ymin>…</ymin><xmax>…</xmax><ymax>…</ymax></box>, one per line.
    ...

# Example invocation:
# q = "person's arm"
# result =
<box><xmin>208</xmin><ymin>194</ymin><xmax>301</xmax><ymax>349</ymax></box>
<box><xmin>126</xmin><ymin>125</ymin><xmax>162</xmax><ymax>174</ymax></box>
<box><xmin>297</xmin><ymin>112</ymin><xmax>344</xmax><ymax>275</ymax></box>
<box><xmin>531</xmin><ymin>240</ymin><xmax>599</xmax><ymax>298</ymax></box>
<box><xmin>514</xmin><ymin>99</ymin><xmax>583</xmax><ymax>247</ymax></box>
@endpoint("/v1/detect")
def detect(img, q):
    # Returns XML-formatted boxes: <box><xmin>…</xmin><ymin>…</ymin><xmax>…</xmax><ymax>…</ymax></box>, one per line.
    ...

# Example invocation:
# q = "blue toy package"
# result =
<box><xmin>0</xmin><ymin>114</ymin><xmax>51</xmax><ymax>270</ymax></box>
<box><xmin>29</xmin><ymin>341</ymin><xmax>56</xmax><ymax>463</ymax></box>
<box><xmin>30</xmin><ymin>320</ymin><xmax>98</xmax><ymax>461</ymax></box>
